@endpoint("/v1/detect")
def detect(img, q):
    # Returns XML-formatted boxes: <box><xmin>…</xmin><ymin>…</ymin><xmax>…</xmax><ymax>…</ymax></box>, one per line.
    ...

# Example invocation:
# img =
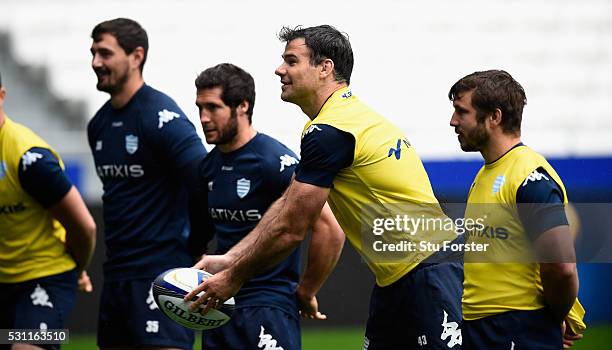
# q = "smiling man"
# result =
<box><xmin>193</xmin><ymin>63</ymin><xmax>344</xmax><ymax>350</ymax></box>
<box><xmin>88</xmin><ymin>18</ymin><xmax>208</xmax><ymax>350</ymax></box>
<box><xmin>187</xmin><ymin>25</ymin><xmax>464</xmax><ymax>350</ymax></box>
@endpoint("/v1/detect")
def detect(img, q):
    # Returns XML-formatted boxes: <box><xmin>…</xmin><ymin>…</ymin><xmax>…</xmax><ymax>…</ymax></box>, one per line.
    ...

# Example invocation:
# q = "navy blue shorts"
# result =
<box><xmin>364</xmin><ymin>261</ymin><xmax>464</xmax><ymax>350</ymax></box>
<box><xmin>463</xmin><ymin>308</ymin><xmax>563</xmax><ymax>350</ymax></box>
<box><xmin>202</xmin><ymin>306</ymin><xmax>300</xmax><ymax>350</ymax></box>
<box><xmin>97</xmin><ymin>278</ymin><xmax>194</xmax><ymax>349</ymax></box>
<box><xmin>0</xmin><ymin>269</ymin><xmax>77</xmax><ymax>350</ymax></box>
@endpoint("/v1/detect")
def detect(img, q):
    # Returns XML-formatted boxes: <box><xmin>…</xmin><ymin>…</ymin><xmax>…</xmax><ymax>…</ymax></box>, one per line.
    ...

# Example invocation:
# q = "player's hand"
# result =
<box><xmin>561</xmin><ymin>320</ymin><xmax>584</xmax><ymax>349</ymax></box>
<box><xmin>184</xmin><ymin>268</ymin><xmax>242</xmax><ymax>315</ymax></box>
<box><xmin>192</xmin><ymin>254</ymin><xmax>232</xmax><ymax>274</ymax></box>
<box><xmin>296</xmin><ymin>285</ymin><xmax>327</xmax><ymax>320</ymax></box>
<box><xmin>78</xmin><ymin>270</ymin><xmax>93</xmax><ymax>293</ymax></box>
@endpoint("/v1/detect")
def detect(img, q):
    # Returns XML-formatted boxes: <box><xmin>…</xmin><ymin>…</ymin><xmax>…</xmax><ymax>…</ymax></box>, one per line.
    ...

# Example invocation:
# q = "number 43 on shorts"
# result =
<box><xmin>417</xmin><ymin>334</ymin><xmax>428</xmax><ymax>346</ymax></box>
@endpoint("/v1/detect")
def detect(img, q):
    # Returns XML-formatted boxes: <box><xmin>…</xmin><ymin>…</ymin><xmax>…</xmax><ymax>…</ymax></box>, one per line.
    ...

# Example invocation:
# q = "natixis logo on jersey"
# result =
<box><xmin>125</xmin><ymin>135</ymin><xmax>139</xmax><ymax>154</ymax></box>
<box><xmin>0</xmin><ymin>160</ymin><xmax>7</xmax><ymax>180</ymax></box>
<box><xmin>236</xmin><ymin>178</ymin><xmax>250</xmax><ymax>199</ymax></box>
<box><xmin>0</xmin><ymin>202</ymin><xmax>26</xmax><ymax>216</ymax></box>
<box><xmin>209</xmin><ymin>207</ymin><xmax>262</xmax><ymax>222</ymax></box>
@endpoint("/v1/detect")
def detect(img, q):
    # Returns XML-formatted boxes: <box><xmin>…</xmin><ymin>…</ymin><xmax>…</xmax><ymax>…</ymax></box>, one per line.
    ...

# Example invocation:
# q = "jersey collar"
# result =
<box><xmin>314</xmin><ymin>86</ymin><xmax>352</xmax><ymax>121</ymax></box>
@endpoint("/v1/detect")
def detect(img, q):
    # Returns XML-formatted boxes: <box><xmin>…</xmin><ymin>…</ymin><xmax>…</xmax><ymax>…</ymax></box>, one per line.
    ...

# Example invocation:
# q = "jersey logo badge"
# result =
<box><xmin>522</xmin><ymin>169</ymin><xmax>549</xmax><ymax>187</ymax></box>
<box><xmin>208</xmin><ymin>181</ymin><xmax>214</xmax><ymax>191</ymax></box>
<box><xmin>279</xmin><ymin>154</ymin><xmax>298</xmax><ymax>172</ymax></box>
<box><xmin>440</xmin><ymin>310</ymin><xmax>462</xmax><ymax>348</ymax></box>
<box><xmin>492</xmin><ymin>175</ymin><xmax>505</xmax><ymax>194</ymax></box>
<box><xmin>0</xmin><ymin>160</ymin><xmax>6</xmax><ymax>180</ymax></box>
<box><xmin>303</xmin><ymin>124</ymin><xmax>322</xmax><ymax>137</ymax></box>
<box><xmin>387</xmin><ymin>138</ymin><xmax>411</xmax><ymax>160</ymax></box>
<box><xmin>388</xmin><ymin>139</ymin><xmax>402</xmax><ymax>159</ymax></box>
<box><xmin>236</xmin><ymin>178</ymin><xmax>251</xmax><ymax>199</ymax></box>
<box><xmin>146</xmin><ymin>286</ymin><xmax>159</xmax><ymax>310</ymax></box>
<box><xmin>258</xmin><ymin>325</ymin><xmax>284</xmax><ymax>350</ymax></box>
<box><xmin>158</xmin><ymin>109</ymin><xmax>180</xmax><ymax>129</ymax></box>
<box><xmin>125</xmin><ymin>135</ymin><xmax>139</xmax><ymax>154</ymax></box>
<box><xmin>22</xmin><ymin>151</ymin><xmax>43</xmax><ymax>171</ymax></box>
<box><xmin>341</xmin><ymin>90</ymin><xmax>353</xmax><ymax>99</ymax></box>
<box><xmin>95</xmin><ymin>140</ymin><xmax>103</xmax><ymax>151</ymax></box>
<box><xmin>111</xmin><ymin>121</ymin><xmax>123</xmax><ymax>127</ymax></box>
<box><xmin>31</xmin><ymin>284</ymin><xmax>54</xmax><ymax>308</ymax></box>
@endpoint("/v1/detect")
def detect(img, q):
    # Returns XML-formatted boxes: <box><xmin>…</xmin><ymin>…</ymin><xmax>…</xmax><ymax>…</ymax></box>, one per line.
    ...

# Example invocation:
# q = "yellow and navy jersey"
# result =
<box><xmin>294</xmin><ymin>87</ymin><xmax>455</xmax><ymax>287</ymax></box>
<box><xmin>0</xmin><ymin>116</ymin><xmax>76</xmax><ymax>283</ymax></box>
<box><xmin>463</xmin><ymin>144</ymin><xmax>586</xmax><ymax>332</ymax></box>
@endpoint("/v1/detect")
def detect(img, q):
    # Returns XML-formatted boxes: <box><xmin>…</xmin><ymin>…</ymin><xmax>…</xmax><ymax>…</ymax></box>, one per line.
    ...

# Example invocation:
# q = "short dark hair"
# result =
<box><xmin>278</xmin><ymin>25</ymin><xmax>354</xmax><ymax>85</ymax></box>
<box><xmin>448</xmin><ymin>70</ymin><xmax>527</xmax><ymax>134</ymax></box>
<box><xmin>91</xmin><ymin>18</ymin><xmax>148</xmax><ymax>72</ymax></box>
<box><xmin>0</xmin><ymin>71</ymin><xmax>2</xmax><ymax>87</ymax></box>
<box><xmin>195</xmin><ymin>63</ymin><xmax>256</xmax><ymax>123</ymax></box>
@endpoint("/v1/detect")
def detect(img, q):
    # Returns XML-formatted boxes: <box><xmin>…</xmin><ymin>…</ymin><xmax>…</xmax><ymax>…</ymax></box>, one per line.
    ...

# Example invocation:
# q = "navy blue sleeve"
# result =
<box><xmin>516</xmin><ymin>167</ymin><xmax>568</xmax><ymax>241</ymax></box>
<box><xmin>294</xmin><ymin>124</ymin><xmax>355</xmax><ymax>188</ymax></box>
<box><xmin>187</xmin><ymin>179</ymin><xmax>215</xmax><ymax>257</ymax></box>
<box><xmin>141</xmin><ymin>103</ymin><xmax>208</xmax><ymax>188</ymax></box>
<box><xmin>18</xmin><ymin>147</ymin><xmax>73</xmax><ymax>208</ymax></box>
<box><xmin>140</xmin><ymin>98</ymin><xmax>211</xmax><ymax>256</ymax></box>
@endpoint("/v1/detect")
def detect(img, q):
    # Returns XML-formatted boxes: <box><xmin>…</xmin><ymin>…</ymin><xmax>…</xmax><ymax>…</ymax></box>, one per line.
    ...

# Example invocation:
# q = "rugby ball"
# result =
<box><xmin>152</xmin><ymin>267</ymin><xmax>235</xmax><ymax>330</ymax></box>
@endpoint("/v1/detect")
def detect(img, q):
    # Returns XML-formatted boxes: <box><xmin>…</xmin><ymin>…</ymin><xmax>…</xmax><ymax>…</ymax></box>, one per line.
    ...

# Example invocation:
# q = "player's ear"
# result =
<box><xmin>130</xmin><ymin>46</ymin><xmax>145</xmax><ymax>71</ymax></box>
<box><xmin>490</xmin><ymin>108</ymin><xmax>503</xmax><ymax>127</ymax></box>
<box><xmin>238</xmin><ymin>100</ymin><xmax>249</xmax><ymax>116</ymax></box>
<box><xmin>320</xmin><ymin>58</ymin><xmax>335</xmax><ymax>80</ymax></box>
<box><xmin>0</xmin><ymin>87</ymin><xmax>6</xmax><ymax>105</ymax></box>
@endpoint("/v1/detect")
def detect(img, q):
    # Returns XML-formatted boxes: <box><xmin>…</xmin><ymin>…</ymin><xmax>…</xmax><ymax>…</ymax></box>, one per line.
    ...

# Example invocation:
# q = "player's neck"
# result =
<box><xmin>218</xmin><ymin>126</ymin><xmax>257</xmax><ymax>153</ymax></box>
<box><xmin>303</xmin><ymin>83</ymin><xmax>347</xmax><ymax>120</ymax></box>
<box><xmin>0</xmin><ymin>111</ymin><xmax>5</xmax><ymax>129</ymax></box>
<box><xmin>110</xmin><ymin>75</ymin><xmax>144</xmax><ymax>109</ymax></box>
<box><xmin>481</xmin><ymin>134</ymin><xmax>522</xmax><ymax>163</ymax></box>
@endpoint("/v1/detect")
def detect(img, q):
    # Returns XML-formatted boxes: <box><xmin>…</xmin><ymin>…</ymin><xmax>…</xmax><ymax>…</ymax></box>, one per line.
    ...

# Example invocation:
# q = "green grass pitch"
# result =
<box><xmin>62</xmin><ymin>325</ymin><xmax>611</xmax><ymax>349</ymax></box>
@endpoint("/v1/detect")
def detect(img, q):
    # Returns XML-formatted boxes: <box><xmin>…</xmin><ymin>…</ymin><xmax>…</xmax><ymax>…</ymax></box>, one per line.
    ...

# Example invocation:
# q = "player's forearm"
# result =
<box><xmin>65</xmin><ymin>228</ymin><xmax>96</xmax><ymax>273</ymax></box>
<box><xmin>225</xmin><ymin>195</ymin><xmax>286</xmax><ymax>262</ymax></box>
<box><xmin>230</xmin><ymin>201</ymin><xmax>308</xmax><ymax>283</ymax></box>
<box><xmin>298</xmin><ymin>204</ymin><xmax>344</xmax><ymax>298</ymax></box>
<box><xmin>229</xmin><ymin>181</ymin><xmax>329</xmax><ymax>284</ymax></box>
<box><xmin>535</xmin><ymin>225</ymin><xmax>578</xmax><ymax>321</ymax></box>
<box><xmin>540</xmin><ymin>262</ymin><xmax>579</xmax><ymax>321</ymax></box>
<box><xmin>51</xmin><ymin>187</ymin><xmax>97</xmax><ymax>273</ymax></box>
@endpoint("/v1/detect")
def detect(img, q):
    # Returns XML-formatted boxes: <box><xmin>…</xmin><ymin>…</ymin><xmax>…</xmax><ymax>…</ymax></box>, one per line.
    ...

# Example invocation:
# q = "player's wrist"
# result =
<box><xmin>296</xmin><ymin>283</ymin><xmax>316</xmax><ymax>300</ymax></box>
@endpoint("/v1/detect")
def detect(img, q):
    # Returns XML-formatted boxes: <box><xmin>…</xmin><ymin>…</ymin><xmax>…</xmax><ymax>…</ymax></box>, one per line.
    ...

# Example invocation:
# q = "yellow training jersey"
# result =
<box><xmin>463</xmin><ymin>145</ymin><xmax>585</xmax><ymax>333</ymax></box>
<box><xmin>301</xmin><ymin>87</ymin><xmax>455</xmax><ymax>286</ymax></box>
<box><xmin>0</xmin><ymin>116</ymin><xmax>76</xmax><ymax>283</ymax></box>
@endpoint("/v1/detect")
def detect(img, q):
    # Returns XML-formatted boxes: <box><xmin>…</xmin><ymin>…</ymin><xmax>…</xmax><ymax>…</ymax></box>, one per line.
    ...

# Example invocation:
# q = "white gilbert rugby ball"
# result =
<box><xmin>152</xmin><ymin>267</ymin><xmax>235</xmax><ymax>330</ymax></box>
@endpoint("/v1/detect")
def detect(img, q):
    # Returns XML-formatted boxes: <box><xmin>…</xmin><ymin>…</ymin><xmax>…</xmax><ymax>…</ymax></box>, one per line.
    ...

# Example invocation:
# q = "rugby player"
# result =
<box><xmin>193</xmin><ymin>63</ymin><xmax>344</xmax><ymax>349</ymax></box>
<box><xmin>187</xmin><ymin>25</ymin><xmax>464</xmax><ymax>349</ymax></box>
<box><xmin>449</xmin><ymin>70</ymin><xmax>586</xmax><ymax>349</ymax></box>
<box><xmin>88</xmin><ymin>18</ymin><xmax>208</xmax><ymax>350</ymax></box>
